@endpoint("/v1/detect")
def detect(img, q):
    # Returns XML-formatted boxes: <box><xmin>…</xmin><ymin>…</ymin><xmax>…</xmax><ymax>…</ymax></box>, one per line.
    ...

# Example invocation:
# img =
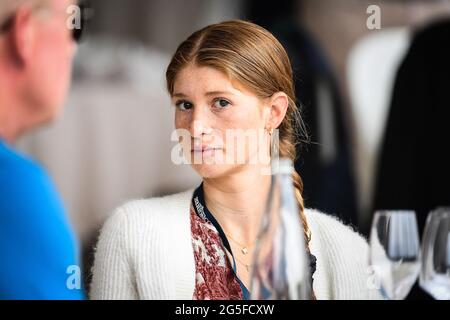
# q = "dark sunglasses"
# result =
<box><xmin>0</xmin><ymin>0</ymin><xmax>92</xmax><ymax>43</ymax></box>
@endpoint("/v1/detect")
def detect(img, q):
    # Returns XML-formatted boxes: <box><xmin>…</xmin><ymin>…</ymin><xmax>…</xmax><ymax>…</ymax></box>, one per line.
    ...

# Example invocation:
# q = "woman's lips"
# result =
<box><xmin>191</xmin><ymin>147</ymin><xmax>223</xmax><ymax>153</ymax></box>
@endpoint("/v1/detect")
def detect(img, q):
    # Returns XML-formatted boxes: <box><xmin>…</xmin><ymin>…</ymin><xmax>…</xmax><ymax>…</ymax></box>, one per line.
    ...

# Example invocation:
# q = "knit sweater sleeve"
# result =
<box><xmin>305</xmin><ymin>209</ymin><xmax>384</xmax><ymax>300</ymax></box>
<box><xmin>90</xmin><ymin>206</ymin><xmax>138</xmax><ymax>300</ymax></box>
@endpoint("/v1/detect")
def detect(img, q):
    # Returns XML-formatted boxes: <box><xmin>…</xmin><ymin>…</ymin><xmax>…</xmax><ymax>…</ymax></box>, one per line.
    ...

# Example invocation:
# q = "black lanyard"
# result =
<box><xmin>192</xmin><ymin>183</ymin><xmax>250</xmax><ymax>299</ymax></box>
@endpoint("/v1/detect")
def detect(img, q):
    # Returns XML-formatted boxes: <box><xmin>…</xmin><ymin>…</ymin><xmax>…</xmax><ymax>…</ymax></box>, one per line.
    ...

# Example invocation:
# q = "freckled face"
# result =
<box><xmin>172</xmin><ymin>64</ymin><xmax>270</xmax><ymax>178</ymax></box>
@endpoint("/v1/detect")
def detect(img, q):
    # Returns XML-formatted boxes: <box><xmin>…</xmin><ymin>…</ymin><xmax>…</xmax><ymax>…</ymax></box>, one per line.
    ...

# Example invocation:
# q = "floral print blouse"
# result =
<box><xmin>190</xmin><ymin>205</ymin><xmax>244</xmax><ymax>300</ymax></box>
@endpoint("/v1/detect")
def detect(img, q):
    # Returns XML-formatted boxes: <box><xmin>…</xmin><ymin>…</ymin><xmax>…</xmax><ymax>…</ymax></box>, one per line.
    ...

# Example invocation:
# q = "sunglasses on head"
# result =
<box><xmin>0</xmin><ymin>0</ymin><xmax>91</xmax><ymax>43</ymax></box>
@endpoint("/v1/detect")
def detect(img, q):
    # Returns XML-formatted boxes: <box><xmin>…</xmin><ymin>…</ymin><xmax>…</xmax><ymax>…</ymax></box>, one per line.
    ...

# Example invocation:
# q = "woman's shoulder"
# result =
<box><xmin>304</xmin><ymin>208</ymin><xmax>382</xmax><ymax>299</ymax></box>
<box><xmin>304</xmin><ymin>208</ymin><xmax>368</xmax><ymax>267</ymax></box>
<box><xmin>91</xmin><ymin>188</ymin><xmax>197</xmax><ymax>299</ymax></box>
<box><xmin>98</xmin><ymin>188</ymin><xmax>195</xmax><ymax>247</ymax></box>
<box><xmin>107</xmin><ymin>188</ymin><xmax>195</xmax><ymax>224</ymax></box>
<box><xmin>304</xmin><ymin>208</ymin><xmax>366</xmax><ymax>248</ymax></box>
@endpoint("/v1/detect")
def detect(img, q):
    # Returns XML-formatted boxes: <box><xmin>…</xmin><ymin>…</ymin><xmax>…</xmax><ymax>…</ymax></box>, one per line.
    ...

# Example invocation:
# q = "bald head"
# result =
<box><xmin>0</xmin><ymin>1</ymin><xmax>51</xmax><ymax>26</ymax></box>
<box><xmin>0</xmin><ymin>0</ymin><xmax>76</xmax><ymax>142</ymax></box>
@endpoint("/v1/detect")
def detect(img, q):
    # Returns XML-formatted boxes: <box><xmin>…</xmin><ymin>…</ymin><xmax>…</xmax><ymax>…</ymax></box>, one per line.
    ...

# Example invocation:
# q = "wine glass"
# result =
<box><xmin>419</xmin><ymin>207</ymin><xmax>450</xmax><ymax>300</ymax></box>
<box><xmin>369</xmin><ymin>210</ymin><xmax>421</xmax><ymax>300</ymax></box>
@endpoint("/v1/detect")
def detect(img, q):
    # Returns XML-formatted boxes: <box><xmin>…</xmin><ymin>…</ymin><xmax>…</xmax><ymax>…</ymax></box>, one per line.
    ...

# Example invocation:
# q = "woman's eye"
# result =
<box><xmin>176</xmin><ymin>101</ymin><xmax>193</xmax><ymax>110</ymax></box>
<box><xmin>213</xmin><ymin>99</ymin><xmax>230</xmax><ymax>109</ymax></box>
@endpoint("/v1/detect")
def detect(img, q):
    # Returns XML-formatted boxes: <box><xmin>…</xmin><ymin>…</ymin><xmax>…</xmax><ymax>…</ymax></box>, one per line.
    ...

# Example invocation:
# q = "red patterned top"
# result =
<box><xmin>190</xmin><ymin>205</ymin><xmax>243</xmax><ymax>300</ymax></box>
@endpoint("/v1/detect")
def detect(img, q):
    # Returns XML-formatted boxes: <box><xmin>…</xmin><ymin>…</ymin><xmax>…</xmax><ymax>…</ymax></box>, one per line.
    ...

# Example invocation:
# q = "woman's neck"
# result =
<box><xmin>203</xmin><ymin>165</ymin><xmax>271</xmax><ymax>245</ymax></box>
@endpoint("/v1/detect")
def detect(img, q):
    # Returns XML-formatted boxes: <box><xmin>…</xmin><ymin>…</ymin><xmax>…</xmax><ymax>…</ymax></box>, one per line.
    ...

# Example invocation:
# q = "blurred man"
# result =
<box><xmin>0</xmin><ymin>0</ymin><xmax>84</xmax><ymax>299</ymax></box>
<box><xmin>374</xmin><ymin>18</ymin><xmax>450</xmax><ymax>238</ymax></box>
<box><xmin>373</xmin><ymin>19</ymin><xmax>450</xmax><ymax>299</ymax></box>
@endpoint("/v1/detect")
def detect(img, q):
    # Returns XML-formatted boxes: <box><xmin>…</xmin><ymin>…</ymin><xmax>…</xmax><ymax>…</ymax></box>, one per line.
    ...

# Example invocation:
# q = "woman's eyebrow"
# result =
<box><xmin>204</xmin><ymin>90</ymin><xmax>236</xmax><ymax>96</ymax></box>
<box><xmin>172</xmin><ymin>90</ymin><xmax>236</xmax><ymax>98</ymax></box>
<box><xmin>172</xmin><ymin>92</ymin><xmax>188</xmax><ymax>98</ymax></box>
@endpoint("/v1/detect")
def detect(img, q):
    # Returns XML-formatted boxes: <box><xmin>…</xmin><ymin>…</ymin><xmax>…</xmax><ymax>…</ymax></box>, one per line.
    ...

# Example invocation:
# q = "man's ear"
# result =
<box><xmin>8</xmin><ymin>6</ymin><xmax>35</xmax><ymax>67</ymax></box>
<box><xmin>266</xmin><ymin>92</ymin><xmax>289</xmax><ymax>130</ymax></box>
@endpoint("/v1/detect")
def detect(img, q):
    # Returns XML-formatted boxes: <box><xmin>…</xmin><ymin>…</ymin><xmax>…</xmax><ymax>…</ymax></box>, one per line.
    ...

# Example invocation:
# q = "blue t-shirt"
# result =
<box><xmin>0</xmin><ymin>140</ymin><xmax>84</xmax><ymax>299</ymax></box>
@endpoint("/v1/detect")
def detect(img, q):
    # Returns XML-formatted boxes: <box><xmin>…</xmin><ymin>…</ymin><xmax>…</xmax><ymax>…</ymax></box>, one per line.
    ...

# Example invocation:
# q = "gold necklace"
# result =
<box><xmin>226</xmin><ymin>248</ymin><xmax>253</xmax><ymax>272</ymax></box>
<box><xmin>223</xmin><ymin>231</ymin><xmax>256</xmax><ymax>255</ymax></box>
<box><xmin>234</xmin><ymin>255</ymin><xmax>253</xmax><ymax>272</ymax></box>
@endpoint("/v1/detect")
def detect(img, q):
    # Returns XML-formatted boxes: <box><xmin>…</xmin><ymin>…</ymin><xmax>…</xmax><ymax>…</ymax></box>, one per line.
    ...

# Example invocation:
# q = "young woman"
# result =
<box><xmin>90</xmin><ymin>20</ymin><xmax>381</xmax><ymax>300</ymax></box>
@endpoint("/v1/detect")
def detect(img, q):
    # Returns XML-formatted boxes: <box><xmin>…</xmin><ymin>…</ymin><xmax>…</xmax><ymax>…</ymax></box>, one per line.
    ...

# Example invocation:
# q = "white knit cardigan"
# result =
<box><xmin>90</xmin><ymin>189</ymin><xmax>382</xmax><ymax>300</ymax></box>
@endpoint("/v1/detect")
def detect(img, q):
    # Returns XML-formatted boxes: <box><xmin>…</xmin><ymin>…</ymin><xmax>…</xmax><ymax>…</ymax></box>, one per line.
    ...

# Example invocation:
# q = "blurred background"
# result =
<box><xmin>14</xmin><ymin>0</ymin><xmax>450</xmax><ymax>295</ymax></box>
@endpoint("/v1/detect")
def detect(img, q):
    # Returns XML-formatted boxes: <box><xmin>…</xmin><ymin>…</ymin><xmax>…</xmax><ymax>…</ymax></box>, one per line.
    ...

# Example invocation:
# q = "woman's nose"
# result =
<box><xmin>190</xmin><ymin>120</ymin><xmax>205</xmax><ymax>138</ymax></box>
<box><xmin>189</xmin><ymin>108</ymin><xmax>211</xmax><ymax>137</ymax></box>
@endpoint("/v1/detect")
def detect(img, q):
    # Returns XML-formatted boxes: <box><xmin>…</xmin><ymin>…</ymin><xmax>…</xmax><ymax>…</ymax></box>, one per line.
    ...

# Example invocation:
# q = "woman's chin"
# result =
<box><xmin>190</xmin><ymin>163</ymin><xmax>236</xmax><ymax>179</ymax></box>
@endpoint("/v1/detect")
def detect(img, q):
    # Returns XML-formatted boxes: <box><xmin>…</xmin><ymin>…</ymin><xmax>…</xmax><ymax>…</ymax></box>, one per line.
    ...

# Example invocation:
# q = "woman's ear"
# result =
<box><xmin>266</xmin><ymin>92</ymin><xmax>289</xmax><ymax>130</ymax></box>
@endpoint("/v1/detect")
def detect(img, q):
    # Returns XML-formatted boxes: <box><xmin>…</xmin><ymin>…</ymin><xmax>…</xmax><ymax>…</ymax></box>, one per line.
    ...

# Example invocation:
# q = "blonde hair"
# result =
<box><xmin>166</xmin><ymin>20</ymin><xmax>312</xmax><ymax>246</ymax></box>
